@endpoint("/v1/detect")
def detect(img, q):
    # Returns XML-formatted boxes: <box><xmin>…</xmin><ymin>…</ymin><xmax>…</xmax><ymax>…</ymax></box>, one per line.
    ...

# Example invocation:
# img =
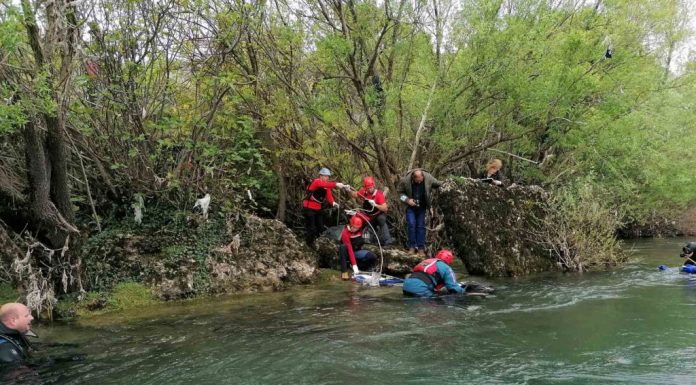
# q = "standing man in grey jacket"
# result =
<box><xmin>396</xmin><ymin>169</ymin><xmax>442</xmax><ymax>256</ymax></box>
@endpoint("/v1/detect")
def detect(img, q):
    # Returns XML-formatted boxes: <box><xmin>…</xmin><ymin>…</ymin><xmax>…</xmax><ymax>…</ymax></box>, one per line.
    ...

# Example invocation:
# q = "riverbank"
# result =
<box><xmin>51</xmin><ymin>231</ymin><xmax>691</xmax><ymax>322</ymax></box>
<box><xmin>1</xmin><ymin>180</ymin><xmax>685</xmax><ymax>320</ymax></box>
<box><xmin>50</xmin><ymin>269</ymin><xmax>343</xmax><ymax>320</ymax></box>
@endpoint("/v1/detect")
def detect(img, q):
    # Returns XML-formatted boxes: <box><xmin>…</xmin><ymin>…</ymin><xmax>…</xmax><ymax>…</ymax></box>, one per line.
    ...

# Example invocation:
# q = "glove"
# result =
<box><xmin>332</xmin><ymin>202</ymin><xmax>339</xmax><ymax>208</ymax></box>
<box><xmin>367</xmin><ymin>199</ymin><xmax>376</xmax><ymax>207</ymax></box>
<box><xmin>352</xmin><ymin>265</ymin><xmax>360</xmax><ymax>275</ymax></box>
<box><xmin>335</xmin><ymin>182</ymin><xmax>346</xmax><ymax>189</ymax></box>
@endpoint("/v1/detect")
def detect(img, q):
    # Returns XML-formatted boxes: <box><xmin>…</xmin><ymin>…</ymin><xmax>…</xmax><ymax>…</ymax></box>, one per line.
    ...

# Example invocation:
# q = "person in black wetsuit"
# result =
<box><xmin>680</xmin><ymin>242</ymin><xmax>696</xmax><ymax>265</ymax></box>
<box><xmin>478</xmin><ymin>159</ymin><xmax>506</xmax><ymax>186</ymax></box>
<box><xmin>0</xmin><ymin>303</ymin><xmax>35</xmax><ymax>364</ymax></box>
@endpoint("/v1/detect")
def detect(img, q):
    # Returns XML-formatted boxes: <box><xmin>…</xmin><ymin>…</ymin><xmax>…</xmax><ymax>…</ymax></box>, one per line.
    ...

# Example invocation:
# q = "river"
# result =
<box><xmin>4</xmin><ymin>237</ymin><xmax>695</xmax><ymax>384</ymax></box>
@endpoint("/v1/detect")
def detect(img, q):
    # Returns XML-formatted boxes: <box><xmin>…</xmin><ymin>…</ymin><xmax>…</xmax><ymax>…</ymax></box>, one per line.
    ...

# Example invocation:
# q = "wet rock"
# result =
<box><xmin>315</xmin><ymin>235</ymin><xmax>340</xmax><ymax>269</ymax></box>
<box><xmin>437</xmin><ymin>178</ymin><xmax>555</xmax><ymax>277</ymax></box>
<box><xmin>363</xmin><ymin>246</ymin><xmax>422</xmax><ymax>276</ymax></box>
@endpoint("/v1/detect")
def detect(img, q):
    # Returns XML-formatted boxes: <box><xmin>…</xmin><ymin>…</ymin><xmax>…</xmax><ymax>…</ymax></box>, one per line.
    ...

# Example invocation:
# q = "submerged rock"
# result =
<box><xmin>437</xmin><ymin>178</ymin><xmax>555</xmax><ymax>277</ymax></box>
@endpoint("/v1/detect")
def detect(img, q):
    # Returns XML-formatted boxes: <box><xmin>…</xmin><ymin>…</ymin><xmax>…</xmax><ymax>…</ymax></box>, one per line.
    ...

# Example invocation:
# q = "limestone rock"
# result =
<box><xmin>437</xmin><ymin>178</ymin><xmax>555</xmax><ymax>277</ymax></box>
<box><xmin>205</xmin><ymin>214</ymin><xmax>317</xmax><ymax>294</ymax></box>
<box><xmin>363</xmin><ymin>245</ymin><xmax>423</xmax><ymax>276</ymax></box>
<box><xmin>82</xmin><ymin>212</ymin><xmax>318</xmax><ymax>300</ymax></box>
<box><xmin>315</xmin><ymin>235</ymin><xmax>340</xmax><ymax>269</ymax></box>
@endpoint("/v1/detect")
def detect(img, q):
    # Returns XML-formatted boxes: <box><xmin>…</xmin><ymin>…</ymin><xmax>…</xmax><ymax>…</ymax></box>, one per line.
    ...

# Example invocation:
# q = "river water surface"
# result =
<box><xmin>6</xmin><ymin>237</ymin><xmax>696</xmax><ymax>384</ymax></box>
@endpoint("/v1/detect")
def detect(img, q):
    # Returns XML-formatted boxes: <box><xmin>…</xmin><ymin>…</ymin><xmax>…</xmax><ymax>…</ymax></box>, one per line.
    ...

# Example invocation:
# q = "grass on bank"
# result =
<box><xmin>55</xmin><ymin>269</ymin><xmax>337</xmax><ymax>319</ymax></box>
<box><xmin>56</xmin><ymin>282</ymin><xmax>156</xmax><ymax>318</ymax></box>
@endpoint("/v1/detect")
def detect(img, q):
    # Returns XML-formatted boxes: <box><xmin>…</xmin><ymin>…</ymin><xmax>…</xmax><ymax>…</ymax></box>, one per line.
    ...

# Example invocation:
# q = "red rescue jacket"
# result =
<box><xmin>303</xmin><ymin>179</ymin><xmax>336</xmax><ymax>210</ymax></box>
<box><xmin>412</xmin><ymin>258</ymin><xmax>444</xmax><ymax>290</ymax></box>
<box><xmin>340</xmin><ymin>226</ymin><xmax>364</xmax><ymax>267</ymax></box>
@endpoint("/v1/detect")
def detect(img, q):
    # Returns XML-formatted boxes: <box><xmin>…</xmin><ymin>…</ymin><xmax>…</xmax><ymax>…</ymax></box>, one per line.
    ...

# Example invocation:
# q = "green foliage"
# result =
<box><xmin>0</xmin><ymin>8</ymin><xmax>28</xmax><ymax>135</ymax></box>
<box><xmin>82</xmin><ymin>204</ymin><xmax>228</xmax><ymax>295</ymax></box>
<box><xmin>543</xmin><ymin>179</ymin><xmax>628</xmax><ymax>271</ymax></box>
<box><xmin>0</xmin><ymin>283</ymin><xmax>19</xmax><ymax>303</ymax></box>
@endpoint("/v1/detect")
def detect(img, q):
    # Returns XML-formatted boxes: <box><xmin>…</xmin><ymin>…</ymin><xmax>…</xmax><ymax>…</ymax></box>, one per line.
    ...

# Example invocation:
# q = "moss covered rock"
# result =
<box><xmin>438</xmin><ymin>178</ymin><xmax>555</xmax><ymax>277</ymax></box>
<box><xmin>81</xmin><ymin>210</ymin><xmax>317</xmax><ymax>300</ymax></box>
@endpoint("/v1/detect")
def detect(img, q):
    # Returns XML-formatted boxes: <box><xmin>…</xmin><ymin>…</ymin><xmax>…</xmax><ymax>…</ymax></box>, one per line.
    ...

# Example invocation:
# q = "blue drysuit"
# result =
<box><xmin>402</xmin><ymin>260</ymin><xmax>464</xmax><ymax>298</ymax></box>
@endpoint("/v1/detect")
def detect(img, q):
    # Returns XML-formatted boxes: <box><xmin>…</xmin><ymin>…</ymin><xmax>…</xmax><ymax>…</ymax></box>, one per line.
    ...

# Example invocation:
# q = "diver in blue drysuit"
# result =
<box><xmin>402</xmin><ymin>249</ymin><xmax>464</xmax><ymax>298</ymax></box>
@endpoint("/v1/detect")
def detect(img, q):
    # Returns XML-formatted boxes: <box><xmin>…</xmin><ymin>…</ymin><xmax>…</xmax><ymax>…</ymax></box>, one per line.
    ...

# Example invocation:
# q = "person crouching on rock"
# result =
<box><xmin>302</xmin><ymin>167</ymin><xmax>350</xmax><ymax>248</ymax></box>
<box><xmin>349</xmin><ymin>176</ymin><xmax>393</xmax><ymax>246</ymax></box>
<box><xmin>478</xmin><ymin>158</ymin><xmax>505</xmax><ymax>186</ymax></box>
<box><xmin>0</xmin><ymin>303</ymin><xmax>35</xmax><ymax>364</ymax></box>
<box><xmin>680</xmin><ymin>242</ymin><xmax>696</xmax><ymax>265</ymax></box>
<box><xmin>339</xmin><ymin>215</ymin><xmax>378</xmax><ymax>280</ymax></box>
<box><xmin>402</xmin><ymin>249</ymin><xmax>464</xmax><ymax>298</ymax></box>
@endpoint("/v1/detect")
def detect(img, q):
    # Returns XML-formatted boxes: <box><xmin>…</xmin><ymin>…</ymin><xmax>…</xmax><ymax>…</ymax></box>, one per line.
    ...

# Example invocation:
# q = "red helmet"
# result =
<box><xmin>435</xmin><ymin>249</ymin><xmax>455</xmax><ymax>265</ymax></box>
<box><xmin>363</xmin><ymin>176</ymin><xmax>375</xmax><ymax>189</ymax></box>
<box><xmin>349</xmin><ymin>215</ymin><xmax>363</xmax><ymax>229</ymax></box>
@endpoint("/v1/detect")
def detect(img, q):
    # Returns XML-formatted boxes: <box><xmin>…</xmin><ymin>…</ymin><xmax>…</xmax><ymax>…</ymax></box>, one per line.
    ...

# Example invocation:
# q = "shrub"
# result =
<box><xmin>538</xmin><ymin>181</ymin><xmax>627</xmax><ymax>271</ymax></box>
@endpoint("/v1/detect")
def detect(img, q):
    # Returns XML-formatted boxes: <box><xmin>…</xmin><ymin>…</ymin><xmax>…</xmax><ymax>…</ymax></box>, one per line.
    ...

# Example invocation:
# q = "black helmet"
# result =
<box><xmin>680</xmin><ymin>242</ymin><xmax>696</xmax><ymax>258</ymax></box>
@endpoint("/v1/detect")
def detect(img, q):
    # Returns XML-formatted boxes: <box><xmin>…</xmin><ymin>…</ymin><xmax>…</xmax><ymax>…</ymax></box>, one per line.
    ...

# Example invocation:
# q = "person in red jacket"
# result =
<box><xmin>350</xmin><ymin>176</ymin><xmax>393</xmax><ymax>245</ymax></box>
<box><xmin>303</xmin><ymin>167</ymin><xmax>349</xmax><ymax>247</ymax></box>
<box><xmin>339</xmin><ymin>215</ymin><xmax>378</xmax><ymax>280</ymax></box>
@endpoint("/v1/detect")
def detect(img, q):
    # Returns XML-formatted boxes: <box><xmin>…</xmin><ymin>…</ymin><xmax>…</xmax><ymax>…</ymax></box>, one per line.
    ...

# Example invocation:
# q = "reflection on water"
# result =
<box><xmin>5</xmin><ymin>237</ymin><xmax>696</xmax><ymax>384</ymax></box>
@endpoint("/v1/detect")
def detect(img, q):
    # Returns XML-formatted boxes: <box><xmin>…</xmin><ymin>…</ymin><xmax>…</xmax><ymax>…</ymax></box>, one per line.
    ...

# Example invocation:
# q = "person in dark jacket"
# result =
<box><xmin>478</xmin><ymin>159</ymin><xmax>505</xmax><ymax>186</ymax></box>
<box><xmin>302</xmin><ymin>167</ymin><xmax>349</xmax><ymax>247</ymax></box>
<box><xmin>339</xmin><ymin>215</ymin><xmax>378</xmax><ymax>280</ymax></box>
<box><xmin>0</xmin><ymin>303</ymin><xmax>35</xmax><ymax>364</ymax></box>
<box><xmin>402</xmin><ymin>249</ymin><xmax>464</xmax><ymax>298</ymax></box>
<box><xmin>397</xmin><ymin>169</ymin><xmax>442</xmax><ymax>256</ymax></box>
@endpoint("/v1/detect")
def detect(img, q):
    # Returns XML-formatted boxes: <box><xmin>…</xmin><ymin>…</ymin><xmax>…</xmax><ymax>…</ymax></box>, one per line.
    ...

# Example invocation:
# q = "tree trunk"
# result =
<box><xmin>21</xmin><ymin>0</ymin><xmax>78</xmax><ymax>246</ymax></box>
<box><xmin>46</xmin><ymin>115</ymin><xmax>74</xmax><ymax>225</ymax></box>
